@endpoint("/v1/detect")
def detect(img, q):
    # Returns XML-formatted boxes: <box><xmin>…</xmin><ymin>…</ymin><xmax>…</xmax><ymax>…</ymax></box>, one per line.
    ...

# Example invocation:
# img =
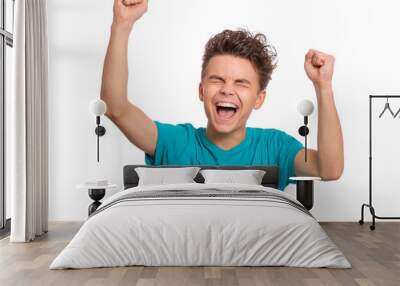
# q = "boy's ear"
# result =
<box><xmin>254</xmin><ymin>89</ymin><xmax>266</xmax><ymax>110</ymax></box>
<box><xmin>198</xmin><ymin>82</ymin><xmax>204</xmax><ymax>102</ymax></box>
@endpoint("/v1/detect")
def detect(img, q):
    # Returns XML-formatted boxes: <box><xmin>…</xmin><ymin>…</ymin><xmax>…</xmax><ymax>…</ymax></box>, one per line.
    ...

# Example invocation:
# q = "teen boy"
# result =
<box><xmin>101</xmin><ymin>0</ymin><xmax>344</xmax><ymax>190</ymax></box>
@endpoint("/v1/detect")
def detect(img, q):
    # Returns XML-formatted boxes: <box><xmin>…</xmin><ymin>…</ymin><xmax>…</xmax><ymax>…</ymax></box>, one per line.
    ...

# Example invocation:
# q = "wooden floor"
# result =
<box><xmin>0</xmin><ymin>222</ymin><xmax>399</xmax><ymax>286</ymax></box>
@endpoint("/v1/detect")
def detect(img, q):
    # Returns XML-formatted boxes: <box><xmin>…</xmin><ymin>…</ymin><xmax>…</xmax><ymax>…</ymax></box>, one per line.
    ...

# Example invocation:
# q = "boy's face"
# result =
<box><xmin>199</xmin><ymin>54</ymin><xmax>266</xmax><ymax>134</ymax></box>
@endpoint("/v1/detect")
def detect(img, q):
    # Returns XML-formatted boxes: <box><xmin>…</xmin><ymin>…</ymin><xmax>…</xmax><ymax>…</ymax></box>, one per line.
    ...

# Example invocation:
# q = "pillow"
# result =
<box><xmin>135</xmin><ymin>167</ymin><xmax>201</xmax><ymax>186</ymax></box>
<box><xmin>199</xmin><ymin>169</ymin><xmax>266</xmax><ymax>185</ymax></box>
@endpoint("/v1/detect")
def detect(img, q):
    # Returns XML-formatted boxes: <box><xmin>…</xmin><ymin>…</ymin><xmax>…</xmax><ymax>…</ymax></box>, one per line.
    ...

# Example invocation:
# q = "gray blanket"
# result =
<box><xmin>50</xmin><ymin>183</ymin><xmax>351</xmax><ymax>269</ymax></box>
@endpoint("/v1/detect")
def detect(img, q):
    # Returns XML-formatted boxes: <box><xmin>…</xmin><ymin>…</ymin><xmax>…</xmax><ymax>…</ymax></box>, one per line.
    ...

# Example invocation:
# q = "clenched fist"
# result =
<box><xmin>304</xmin><ymin>49</ymin><xmax>335</xmax><ymax>91</ymax></box>
<box><xmin>113</xmin><ymin>0</ymin><xmax>148</xmax><ymax>31</ymax></box>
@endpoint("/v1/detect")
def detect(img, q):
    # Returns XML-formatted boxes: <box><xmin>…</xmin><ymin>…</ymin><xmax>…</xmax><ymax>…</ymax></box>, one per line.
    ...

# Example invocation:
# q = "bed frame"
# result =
<box><xmin>123</xmin><ymin>165</ymin><xmax>314</xmax><ymax>210</ymax></box>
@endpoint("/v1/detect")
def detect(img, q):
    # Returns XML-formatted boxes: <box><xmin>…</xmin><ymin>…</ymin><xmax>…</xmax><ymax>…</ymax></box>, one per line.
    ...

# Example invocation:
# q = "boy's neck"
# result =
<box><xmin>205</xmin><ymin>123</ymin><xmax>246</xmax><ymax>151</ymax></box>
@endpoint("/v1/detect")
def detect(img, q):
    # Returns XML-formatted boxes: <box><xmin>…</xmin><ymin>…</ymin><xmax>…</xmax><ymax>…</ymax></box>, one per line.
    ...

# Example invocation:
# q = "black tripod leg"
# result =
<box><xmin>369</xmin><ymin>206</ymin><xmax>376</xmax><ymax>230</ymax></box>
<box><xmin>359</xmin><ymin>204</ymin><xmax>365</xmax><ymax>225</ymax></box>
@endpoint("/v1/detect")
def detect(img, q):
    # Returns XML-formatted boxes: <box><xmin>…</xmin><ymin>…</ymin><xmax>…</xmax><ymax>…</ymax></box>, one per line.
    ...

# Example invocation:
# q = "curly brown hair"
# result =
<box><xmin>201</xmin><ymin>29</ymin><xmax>278</xmax><ymax>91</ymax></box>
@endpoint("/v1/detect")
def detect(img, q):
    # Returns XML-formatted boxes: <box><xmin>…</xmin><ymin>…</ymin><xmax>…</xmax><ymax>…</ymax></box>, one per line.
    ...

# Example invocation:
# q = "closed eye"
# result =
<box><xmin>208</xmin><ymin>75</ymin><xmax>225</xmax><ymax>83</ymax></box>
<box><xmin>235</xmin><ymin>79</ymin><xmax>251</xmax><ymax>87</ymax></box>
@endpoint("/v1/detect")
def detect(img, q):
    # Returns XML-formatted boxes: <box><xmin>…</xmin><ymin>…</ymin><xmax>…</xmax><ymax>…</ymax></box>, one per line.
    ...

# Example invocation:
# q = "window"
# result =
<box><xmin>0</xmin><ymin>0</ymin><xmax>14</xmax><ymax>236</ymax></box>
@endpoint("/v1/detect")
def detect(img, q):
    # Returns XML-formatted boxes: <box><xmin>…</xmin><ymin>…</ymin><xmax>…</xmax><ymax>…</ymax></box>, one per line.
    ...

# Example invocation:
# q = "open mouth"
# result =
<box><xmin>214</xmin><ymin>102</ymin><xmax>239</xmax><ymax>122</ymax></box>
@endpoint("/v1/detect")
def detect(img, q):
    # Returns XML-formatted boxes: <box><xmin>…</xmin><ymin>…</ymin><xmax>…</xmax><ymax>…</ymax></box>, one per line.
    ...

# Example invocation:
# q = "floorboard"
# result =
<box><xmin>0</xmin><ymin>222</ymin><xmax>399</xmax><ymax>286</ymax></box>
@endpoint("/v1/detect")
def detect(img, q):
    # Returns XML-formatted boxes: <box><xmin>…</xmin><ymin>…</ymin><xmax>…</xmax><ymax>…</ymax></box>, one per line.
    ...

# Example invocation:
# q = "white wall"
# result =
<box><xmin>47</xmin><ymin>0</ymin><xmax>400</xmax><ymax>221</ymax></box>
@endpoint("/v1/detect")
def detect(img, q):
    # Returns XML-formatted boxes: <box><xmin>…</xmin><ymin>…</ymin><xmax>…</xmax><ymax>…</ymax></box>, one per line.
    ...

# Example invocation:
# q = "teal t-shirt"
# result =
<box><xmin>144</xmin><ymin>120</ymin><xmax>304</xmax><ymax>191</ymax></box>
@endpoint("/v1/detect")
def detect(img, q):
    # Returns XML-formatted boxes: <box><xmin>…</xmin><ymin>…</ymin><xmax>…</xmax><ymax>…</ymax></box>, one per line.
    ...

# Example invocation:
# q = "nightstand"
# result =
<box><xmin>77</xmin><ymin>183</ymin><xmax>117</xmax><ymax>216</ymax></box>
<box><xmin>289</xmin><ymin>177</ymin><xmax>321</xmax><ymax>210</ymax></box>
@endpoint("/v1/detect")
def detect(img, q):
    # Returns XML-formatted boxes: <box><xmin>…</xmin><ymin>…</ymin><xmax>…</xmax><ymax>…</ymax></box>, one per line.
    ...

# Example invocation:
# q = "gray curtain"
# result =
<box><xmin>8</xmin><ymin>0</ymin><xmax>48</xmax><ymax>242</ymax></box>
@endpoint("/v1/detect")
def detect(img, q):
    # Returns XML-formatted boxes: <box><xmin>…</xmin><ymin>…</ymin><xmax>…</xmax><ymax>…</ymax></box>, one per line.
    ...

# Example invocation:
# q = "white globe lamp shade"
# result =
<box><xmin>297</xmin><ymin>99</ymin><xmax>314</xmax><ymax>116</ymax></box>
<box><xmin>89</xmin><ymin>99</ymin><xmax>107</xmax><ymax>116</ymax></box>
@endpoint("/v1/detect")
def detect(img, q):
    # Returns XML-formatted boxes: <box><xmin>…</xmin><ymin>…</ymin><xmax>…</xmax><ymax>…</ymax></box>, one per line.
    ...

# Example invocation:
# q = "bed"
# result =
<box><xmin>49</xmin><ymin>165</ymin><xmax>351</xmax><ymax>269</ymax></box>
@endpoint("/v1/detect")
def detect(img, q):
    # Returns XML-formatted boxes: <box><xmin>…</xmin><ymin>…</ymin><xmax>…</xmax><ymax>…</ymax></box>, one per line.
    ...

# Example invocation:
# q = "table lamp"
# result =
<box><xmin>292</xmin><ymin>99</ymin><xmax>320</xmax><ymax>210</ymax></box>
<box><xmin>297</xmin><ymin>99</ymin><xmax>314</xmax><ymax>162</ymax></box>
<box><xmin>89</xmin><ymin>99</ymin><xmax>107</xmax><ymax>162</ymax></box>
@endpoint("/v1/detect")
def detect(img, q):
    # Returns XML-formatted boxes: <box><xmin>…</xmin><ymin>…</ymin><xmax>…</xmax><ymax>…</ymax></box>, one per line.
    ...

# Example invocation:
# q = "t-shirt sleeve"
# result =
<box><xmin>144</xmin><ymin>120</ymin><xmax>193</xmax><ymax>165</ymax></box>
<box><xmin>276</xmin><ymin>131</ymin><xmax>304</xmax><ymax>191</ymax></box>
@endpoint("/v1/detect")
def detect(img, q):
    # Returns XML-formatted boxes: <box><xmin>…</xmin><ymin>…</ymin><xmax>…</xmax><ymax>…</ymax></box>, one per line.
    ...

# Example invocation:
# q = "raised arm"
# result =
<box><xmin>101</xmin><ymin>0</ymin><xmax>157</xmax><ymax>156</ymax></box>
<box><xmin>294</xmin><ymin>49</ymin><xmax>344</xmax><ymax>181</ymax></box>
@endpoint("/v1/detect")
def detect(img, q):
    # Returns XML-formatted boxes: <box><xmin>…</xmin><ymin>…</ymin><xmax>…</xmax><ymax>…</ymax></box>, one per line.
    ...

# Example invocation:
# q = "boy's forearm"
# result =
<box><xmin>315</xmin><ymin>86</ymin><xmax>344</xmax><ymax>179</ymax></box>
<box><xmin>100</xmin><ymin>23</ymin><xmax>132</xmax><ymax>118</ymax></box>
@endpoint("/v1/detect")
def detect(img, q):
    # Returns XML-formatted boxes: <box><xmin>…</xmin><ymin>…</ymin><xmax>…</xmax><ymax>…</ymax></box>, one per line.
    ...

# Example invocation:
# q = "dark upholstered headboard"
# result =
<box><xmin>123</xmin><ymin>165</ymin><xmax>279</xmax><ymax>190</ymax></box>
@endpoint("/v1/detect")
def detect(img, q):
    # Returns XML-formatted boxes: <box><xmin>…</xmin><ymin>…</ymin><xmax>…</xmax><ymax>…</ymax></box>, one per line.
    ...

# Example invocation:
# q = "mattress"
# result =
<box><xmin>49</xmin><ymin>183</ymin><xmax>351</xmax><ymax>269</ymax></box>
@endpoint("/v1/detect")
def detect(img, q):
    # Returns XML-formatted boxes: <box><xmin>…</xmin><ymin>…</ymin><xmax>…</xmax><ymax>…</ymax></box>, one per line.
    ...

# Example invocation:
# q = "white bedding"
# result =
<box><xmin>49</xmin><ymin>183</ymin><xmax>351</xmax><ymax>269</ymax></box>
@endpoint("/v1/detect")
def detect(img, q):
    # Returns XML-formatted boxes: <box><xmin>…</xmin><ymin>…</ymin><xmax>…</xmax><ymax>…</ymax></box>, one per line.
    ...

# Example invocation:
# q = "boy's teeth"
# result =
<box><xmin>216</xmin><ymin>102</ymin><xmax>238</xmax><ymax>108</ymax></box>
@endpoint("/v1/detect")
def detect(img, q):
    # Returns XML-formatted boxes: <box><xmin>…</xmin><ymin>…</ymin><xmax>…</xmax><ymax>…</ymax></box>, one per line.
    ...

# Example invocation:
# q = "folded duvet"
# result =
<box><xmin>50</xmin><ymin>183</ymin><xmax>351</xmax><ymax>269</ymax></box>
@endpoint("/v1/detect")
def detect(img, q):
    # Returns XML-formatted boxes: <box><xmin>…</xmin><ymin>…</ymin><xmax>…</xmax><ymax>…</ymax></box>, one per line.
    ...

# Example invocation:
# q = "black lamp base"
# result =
<box><xmin>95</xmin><ymin>126</ymin><xmax>106</xmax><ymax>136</ymax></box>
<box><xmin>298</xmin><ymin>125</ymin><xmax>309</xmax><ymax>136</ymax></box>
